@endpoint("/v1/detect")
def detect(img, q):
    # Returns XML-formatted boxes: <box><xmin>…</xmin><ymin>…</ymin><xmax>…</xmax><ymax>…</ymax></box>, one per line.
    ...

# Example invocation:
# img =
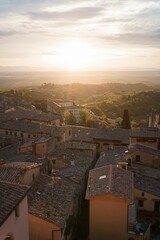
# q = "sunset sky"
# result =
<box><xmin>0</xmin><ymin>0</ymin><xmax>160</xmax><ymax>70</ymax></box>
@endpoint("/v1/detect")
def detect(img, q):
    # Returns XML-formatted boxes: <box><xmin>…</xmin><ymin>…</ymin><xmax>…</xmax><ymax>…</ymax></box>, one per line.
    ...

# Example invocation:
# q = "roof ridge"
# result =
<box><xmin>0</xmin><ymin>180</ymin><xmax>29</xmax><ymax>188</ymax></box>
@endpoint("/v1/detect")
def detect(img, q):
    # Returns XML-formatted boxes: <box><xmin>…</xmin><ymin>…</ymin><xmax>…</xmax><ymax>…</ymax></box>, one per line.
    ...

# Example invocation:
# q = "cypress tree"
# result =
<box><xmin>121</xmin><ymin>109</ymin><xmax>131</xmax><ymax>129</ymax></box>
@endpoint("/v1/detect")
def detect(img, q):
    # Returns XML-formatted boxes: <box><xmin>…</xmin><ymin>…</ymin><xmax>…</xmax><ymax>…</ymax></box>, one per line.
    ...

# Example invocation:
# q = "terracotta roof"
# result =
<box><xmin>0</xmin><ymin>120</ymin><xmax>43</xmax><ymax>133</ymax></box>
<box><xmin>35</xmin><ymin>136</ymin><xmax>53</xmax><ymax>144</ymax></box>
<box><xmin>86</xmin><ymin>164</ymin><xmax>134</xmax><ymax>202</ymax></box>
<box><xmin>65</xmin><ymin>142</ymin><xmax>96</xmax><ymax>150</ymax></box>
<box><xmin>19</xmin><ymin>141</ymin><xmax>33</xmax><ymax>148</ymax></box>
<box><xmin>130</xmin><ymin>127</ymin><xmax>160</xmax><ymax>138</ymax></box>
<box><xmin>0</xmin><ymin>108</ymin><xmax>60</xmax><ymax>123</ymax></box>
<box><xmin>28</xmin><ymin>174</ymin><xmax>80</xmax><ymax>227</ymax></box>
<box><xmin>134</xmin><ymin>174</ymin><xmax>160</xmax><ymax>197</ymax></box>
<box><xmin>96</xmin><ymin>146</ymin><xmax>128</xmax><ymax>168</ymax></box>
<box><xmin>59</xmin><ymin>165</ymin><xmax>90</xmax><ymax>184</ymax></box>
<box><xmin>130</xmin><ymin>163</ymin><xmax>160</xmax><ymax>180</ymax></box>
<box><xmin>0</xmin><ymin>143</ymin><xmax>46</xmax><ymax>163</ymax></box>
<box><xmin>94</xmin><ymin>128</ymin><xmax>129</xmax><ymax>144</ymax></box>
<box><xmin>129</xmin><ymin>144</ymin><xmax>160</xmax><ymax>156</ymax></box>
<box><xmin>0</xmin><ymin>166</ymin><xmax>26</xmax><ymax>184</ymax></box>
<box><xmin>0</xmin><ymin>181</ymin><xmax>29</xmax><ymax>226</ymax></box>
<box><xmin>51</xmin><ymin>126</ymin><xmax>66</xmax><ymax>137</ymax></box>
<box><xmin>71</xmin><ymin>126</ymin><xmax>96</xmax><ymax>142</ymax></box>
<box><xmin>50</xmin><ymin>143</ymin><xmax>93</xmax><ymax>168</ymax></box>
<box><xmin>71</xmin><ymin>126</ymin><xmax>129</xmax><ymax>144</ymax></box>
<box><xmin>0</xmin><ymin>119</ymin><xmax>66</xmax><ymax>136</ymax></box>
<box><xmin>2</xmin><ymin>162</ymin><xmax>41</xmax><ymax>170</ymax></box>
<box><xmin>0</xmin><ymin>162</ymin><xmax>41</xmax><ymax>184</ymax></box>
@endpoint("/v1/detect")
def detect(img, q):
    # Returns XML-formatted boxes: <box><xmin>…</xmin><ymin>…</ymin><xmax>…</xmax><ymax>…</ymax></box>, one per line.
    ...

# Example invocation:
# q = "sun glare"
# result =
<box><xmin>44</xmin><ymin>39</ymin><xmax>124</xmax><ymax>70</ymax></box>
<box><xmin>56</xmin><ymin>39</ymin><xmax>93</xmax><ymax>70</ymax></box>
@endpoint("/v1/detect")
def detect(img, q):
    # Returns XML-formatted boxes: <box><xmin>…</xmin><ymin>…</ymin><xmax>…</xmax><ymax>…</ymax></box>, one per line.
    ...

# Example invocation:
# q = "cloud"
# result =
<box><xmin>28</xmin><ymin>6</ymin><xmax>103</xmax><ymax>21</ymax></box>
<box><xmin>0</xmin><ymin>0</ymin><xmax>159</xmax><ymax>70</ymax></box>
<box><xmin>0</xmin><ymin>0</ymin><xmax>98</xmax><ymax>16</ymax></box>
<box><xmin>99</xmin><ymin>30</ymin><xmax>160</xmax><ymax>48</ymax></box>
<box><xmin>0</xmin><ymin>30</ymin><xmax>17</xmax><ymax>37</ymax></box>
<box><xmin>98</xmin><ymin>17</ymin><xmax>133</xmax><ymax>24</ymax></box>
<box><xmin>122</xmin><ymin>32</ymin><xmax>160</xmax><ymax>47</ymax></box>
<box><xmin>42</xmin><ymin>50</ymin><xmax>60</xmax><ymax>55</ymax></box>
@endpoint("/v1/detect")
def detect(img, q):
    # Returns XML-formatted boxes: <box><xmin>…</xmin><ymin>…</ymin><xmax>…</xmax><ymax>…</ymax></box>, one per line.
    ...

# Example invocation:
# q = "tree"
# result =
<box><xmin>64</xmin><ymin>111</ymin><xmax>76</xmax><ymax>125</ymax></box>
<box><xmin>121</xmin><ymin>109</ymin><xmax>131</xmax><ymax>129</ymax></box>
<box><xmin>86</xmin><ymin>118</ymin><xmax>97</xmax><ymax>128</ymax></box>
<box><xmin>80</xmin><ymin>110</ymin><xmax>88</xmax><ymax>126</ymax></box>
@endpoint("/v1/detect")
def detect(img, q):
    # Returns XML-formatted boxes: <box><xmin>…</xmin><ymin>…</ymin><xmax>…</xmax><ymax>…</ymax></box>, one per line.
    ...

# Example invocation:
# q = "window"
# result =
<box><xmin>137</xmin><ymin>137</ymin><xmax>144</xmax><ymax>142</ymax></box>
<box><xmin>122</xmin><ymin>165</ymin><xmax>127</xmax><ymax>170</ymax></box>
<box><xmin>32</xmin><ymin>173</ymin><xmax>35</xmax><ymax>181</ymax></box>
<box><xmin>142</xmin><ymin>192</ymin><xmax>144</xmax><ymax>197</ymax></box>
<box><xmin>128</xmin><ymin>158</ymin><xmax>132</xmax><ymax>166</ymax></box>
<box><xmin>154</xmin><ymin>202</ymin><xmax>160</xmax><ymax>212</ymax></box>
<box><xmin>14</xmin><ymin>132</ymin><xmax>17</xmax><ymax>137</ymax></box>
<box><xmin>15</xmin><ymin>206</ymin><xmax>20</xmax><ymax>218</ymax></box>
<box><xmin>6</xmin><ymin>130</ymin><xmax>8</xmax><ymax>135</ymax></box>
<box><xmin>138</xmin><ymin>200</ymin><xmax>144</xmax><ymax>207</ymax></box>
<box><xmin>10</xmin><ymin>131</ymin><xmax>12</xmax><ymax>136</ymax></box>
<box><xmin>135</xmin><ymin>155</ymin><xmax>140</xmax><ymax>162</ymax></box>
<box><xmin>20</xmin><ymin>133</ymin><xmax>23</xmax><ymax>138</ymax></box>
<box><xmin>28</xmin><ymin>134</ymin><xmax>30</xmax><ymax>138</ymax></box>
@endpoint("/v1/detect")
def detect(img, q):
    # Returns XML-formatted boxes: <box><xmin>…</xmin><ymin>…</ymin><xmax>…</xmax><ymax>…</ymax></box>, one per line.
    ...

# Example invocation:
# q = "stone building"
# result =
<box><xmin>86</xmin><ymin>165</ymin><xmax>134</xmax><ymax>240</ymax></box>
<box><xmin>0</xmin><ymin>181</ymin><xmax>29</xmax><ymax>240</ymax></box>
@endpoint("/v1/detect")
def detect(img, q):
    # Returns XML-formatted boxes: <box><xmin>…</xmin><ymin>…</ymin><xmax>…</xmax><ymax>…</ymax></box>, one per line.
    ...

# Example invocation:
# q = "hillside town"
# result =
<box><xmin>0</xmin><ymin>95</ymin><xmax>160</xmax><ymax>240</ymax></box>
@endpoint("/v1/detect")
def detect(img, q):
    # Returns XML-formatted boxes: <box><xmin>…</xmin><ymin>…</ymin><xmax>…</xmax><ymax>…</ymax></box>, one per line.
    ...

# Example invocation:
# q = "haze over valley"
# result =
<box><xmin>0</xmin><ymin>70</ymin><xmax>160</xmax><ymax>90</ymax></box>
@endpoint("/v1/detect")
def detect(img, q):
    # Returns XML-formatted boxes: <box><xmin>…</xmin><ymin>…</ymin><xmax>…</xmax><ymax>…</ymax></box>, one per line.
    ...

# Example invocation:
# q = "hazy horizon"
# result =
<box><xmin>0</xmin><ymin>70</ymin><xmax>160</xmax><ymax>90</ymax></box>
<box><xmin>0</xmin><ymin>66</ymin><xmax>160</xmax><ymax>72</ymax></box>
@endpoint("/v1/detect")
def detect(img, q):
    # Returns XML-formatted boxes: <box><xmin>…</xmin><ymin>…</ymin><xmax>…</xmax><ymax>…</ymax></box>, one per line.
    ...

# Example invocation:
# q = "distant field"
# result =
<box><xmin>0</xmin><ymin>71</ymin><xmax>160</xmax><ymax>90</ymax></box>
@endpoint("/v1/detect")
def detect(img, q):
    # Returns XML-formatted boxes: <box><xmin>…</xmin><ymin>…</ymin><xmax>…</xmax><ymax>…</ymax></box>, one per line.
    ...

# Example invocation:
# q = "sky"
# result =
<box><xmin>0</xmin><ymin>0</ymin><xmax>160</xmax><ymax>71</ymax></box>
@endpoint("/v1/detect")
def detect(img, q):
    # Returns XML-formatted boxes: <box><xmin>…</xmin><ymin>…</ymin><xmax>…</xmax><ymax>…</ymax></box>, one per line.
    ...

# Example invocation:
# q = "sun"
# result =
<box><xmin>57</xmin><ymin>39</ymin><xmax>93</xmax><ymax>70</ymax></box>
<box><xmin>42</xmin><ymin>39</ymin><xmax>122</xmax><ymax>70</ymax></box>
